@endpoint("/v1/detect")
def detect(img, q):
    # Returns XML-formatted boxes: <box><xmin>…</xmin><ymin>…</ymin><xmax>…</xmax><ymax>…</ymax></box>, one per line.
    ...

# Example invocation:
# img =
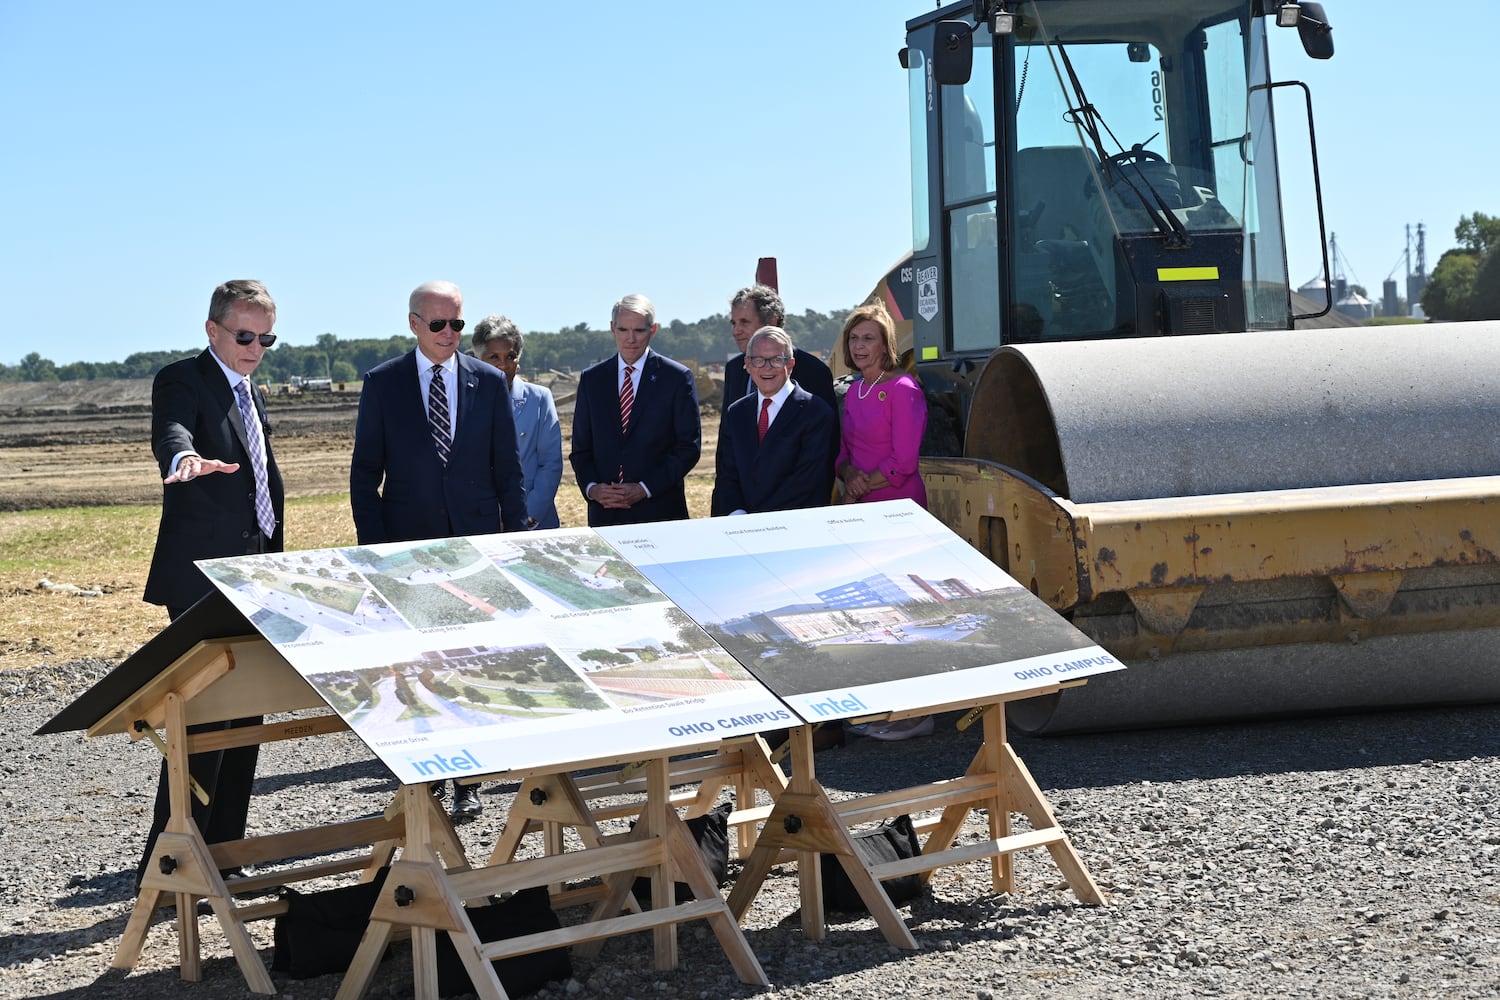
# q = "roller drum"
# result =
<box><xmin>954</xmin><ymin>322</ymin><xmax>1500</xmax><ymax>733</ymax></box>
<box><xmin>966</xmin><ymin>323</ymin><xmax>1500</xmax><ymax>503</ymax></box>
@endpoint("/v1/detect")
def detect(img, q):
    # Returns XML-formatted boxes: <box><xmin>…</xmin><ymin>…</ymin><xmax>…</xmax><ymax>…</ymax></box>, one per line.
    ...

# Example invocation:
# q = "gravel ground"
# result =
<box><xmin>3</xmin><ymin>659</ymin><xmax>1497</xmax><ymax>1000</ymax></box>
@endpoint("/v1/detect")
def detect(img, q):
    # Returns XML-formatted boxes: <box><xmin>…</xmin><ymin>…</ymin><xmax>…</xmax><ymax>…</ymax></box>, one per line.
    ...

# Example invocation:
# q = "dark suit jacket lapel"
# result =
<box><xmin>453</xmin><ymin>353</ymin><xmax>480</xmax><ymax>447</ymax></box>
<box><xmin>756</xmin><ymin>388</ymin><xmax>805</xmax><ymax>450</ymax></box>
<box><xmin>199</xmin><ymin>350</ymin><xmax>250</xmax><ymax>460</ymax></box>
<box><xmin>397</xmin><ymin>351</ymin><xmax>427</xmax><ymax>429</ymax></box>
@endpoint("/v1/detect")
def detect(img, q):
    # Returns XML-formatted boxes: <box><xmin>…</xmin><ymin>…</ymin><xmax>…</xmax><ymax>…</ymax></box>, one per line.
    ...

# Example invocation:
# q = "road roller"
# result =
<box><xmin>857</xmin><ymin>1</ymin><xmax>1500</xmax><ymax>731</ymax></box>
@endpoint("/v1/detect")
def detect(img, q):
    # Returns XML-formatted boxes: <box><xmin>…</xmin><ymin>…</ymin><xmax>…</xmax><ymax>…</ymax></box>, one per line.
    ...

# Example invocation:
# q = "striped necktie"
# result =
<box><xmin>619</xmin><ymin>364</ymin><xmax>635</xmax><ymax>433</ymax></box>
<box><xmin>428</xmin><ymin>364</ymin><xmax>452</xmax><ymax>465</ymax></box>
<box><xmin>234</xmin><ymin>380</ymin><xmax>276</xmax><ymax>536</ymax></box>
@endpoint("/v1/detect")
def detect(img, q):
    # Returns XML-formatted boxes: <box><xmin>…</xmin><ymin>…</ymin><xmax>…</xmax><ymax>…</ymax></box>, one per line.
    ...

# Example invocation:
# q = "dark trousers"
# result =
<box><xmin>136</xmin><ymin>605</ymin><xmax>262</xmax><ymax>886</ymax></box>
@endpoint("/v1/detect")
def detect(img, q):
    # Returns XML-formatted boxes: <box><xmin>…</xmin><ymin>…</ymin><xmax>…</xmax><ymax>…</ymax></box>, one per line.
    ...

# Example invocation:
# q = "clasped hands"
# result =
<box><xmin>839</xmin><ymin>463</ymin><xmax>884</xmax><ymax>503</ymax></box>
<box><xmin>589</xmin><ymin>482</ymin><xmax>647</xmax><ymax>509</ymax></box>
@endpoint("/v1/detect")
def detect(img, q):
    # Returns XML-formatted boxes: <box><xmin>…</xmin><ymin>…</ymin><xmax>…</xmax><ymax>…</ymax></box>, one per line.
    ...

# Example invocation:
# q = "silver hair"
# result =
<box><xmin>409</xmin><ymin>280</ymin><xmax>462</xmax><ymax>315</ymax></box>
<box><xmin>746</xmin><ymin>326</ymin><xmax>794</xmax><ymax>358</ymax></box>
<box><xmin>471</xmin><ymin>314</ymin><xmax>522</xmax><ymax>352</ymax></box>
<box><xmin>611</xmin><ymin>293</ymin><xmax>656</xmax><ymax>328</ymax></box>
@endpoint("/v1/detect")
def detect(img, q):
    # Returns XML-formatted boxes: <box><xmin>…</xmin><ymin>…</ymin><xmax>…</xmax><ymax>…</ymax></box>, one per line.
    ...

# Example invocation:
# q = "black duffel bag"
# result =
<box><xmin>435</xmin><ymin>885</ymin><xmax>573</xmax><ymax>997</ymax></box>
<box><xmin>819</xmin><ymin>813</ymin><xmax>924</xmax><ymax>913</ymax></box>
<box><xmin>271</xmin><ymin>867</ymin><xmax>392</xmax><ymax>979</ymax></box>
<box><xmin>631</xmin><ymin>800</ymin><xmax>732</xmax><ymax>907</ymax></box>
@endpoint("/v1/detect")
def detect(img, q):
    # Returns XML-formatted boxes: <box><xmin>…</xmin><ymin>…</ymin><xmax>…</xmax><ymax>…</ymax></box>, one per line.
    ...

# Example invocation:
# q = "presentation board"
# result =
<box><xmin>197</xmin><ymin>501</ymin><xmax>1122</xmax><ymax>783</ymax></box>
<box><xmin>196</xmin><ymin>529</ymin><xmax>791</xmax><ymax>784</ymax></box>
<box><xmin>599</xmin><ymin>501</ymin><xmax>1122</xmax><ymax>722</ymax></box>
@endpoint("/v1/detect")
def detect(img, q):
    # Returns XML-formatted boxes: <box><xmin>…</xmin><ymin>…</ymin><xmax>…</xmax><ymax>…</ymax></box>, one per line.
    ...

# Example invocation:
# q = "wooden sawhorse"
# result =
<box><xmin>103</xmin><ymin>637</ymin><xmax>435</xmax><ymax>994</ymax></box>
<box><xmin>335</xmin><ymin>754</ymin><xmax>769</xmax><ymax>1000</ymax></box>
<box><xmin>726</xmin><ymin>693</ymin><xmax>1107</xmax><ymax>948</ymax></box>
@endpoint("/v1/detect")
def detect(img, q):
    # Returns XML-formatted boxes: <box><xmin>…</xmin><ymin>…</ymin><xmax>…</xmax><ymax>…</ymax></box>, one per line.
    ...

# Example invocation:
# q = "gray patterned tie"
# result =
<box><xmin>234</xmin><ymin>380</ymin><xmax>276</xmax><ymax>537</ymax></box>
<box><xmin>429</xmin><ymin>363</ymin><xmax>452</xmax><ymax>465</ymax></box>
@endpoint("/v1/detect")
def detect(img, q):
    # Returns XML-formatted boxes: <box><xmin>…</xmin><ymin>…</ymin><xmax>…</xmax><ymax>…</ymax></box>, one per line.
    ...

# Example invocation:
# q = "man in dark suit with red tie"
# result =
<box><xmin>569</xmin><ymin>293</ymin><xmax>701</xmax><ymax>527</ymax></box>
<box><xmin>712</xmin><ymin>326</ymin><xmax>836</xmax><ymax>516</ymax></box>
<box><xmin>350</xmin><ymin>280</ymin><xmax>531</xmax><ymax>821</ymax></box>
<box><xmin>138</xmin><ymin>279</ymin><xmax>285</xmax><ymax>886</ymax></box>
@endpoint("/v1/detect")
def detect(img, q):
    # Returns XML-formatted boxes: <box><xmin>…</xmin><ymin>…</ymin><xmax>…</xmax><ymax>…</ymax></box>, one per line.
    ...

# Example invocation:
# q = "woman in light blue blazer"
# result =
<box><xmin>472</xmin><ymin>316</ymin><xmax>563</xmax><ymax>528</ymax></box>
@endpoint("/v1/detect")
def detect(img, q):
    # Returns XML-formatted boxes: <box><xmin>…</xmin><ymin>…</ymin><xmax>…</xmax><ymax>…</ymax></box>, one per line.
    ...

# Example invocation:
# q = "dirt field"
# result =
<box><xmin>0</xmin><ymin>382</ymin><xmax>368</xmax><ymax>509</ymax></box>
<box><xmin>0</xmin><ymin>378</ymin><xmax>721</xmax><ymax>668</ymax></box>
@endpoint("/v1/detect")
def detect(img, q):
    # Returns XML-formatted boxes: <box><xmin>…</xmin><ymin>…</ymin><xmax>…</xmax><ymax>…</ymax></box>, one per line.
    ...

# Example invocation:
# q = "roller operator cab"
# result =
<box><xmin>881</xmin><ymin>1</ymin><xmax>1500</xmax><ymax>734</ymax></box>
<box><xmin>888</xmin><ymin>0</ymin><xmax>1333</xmax><ymax>434</ymax></box>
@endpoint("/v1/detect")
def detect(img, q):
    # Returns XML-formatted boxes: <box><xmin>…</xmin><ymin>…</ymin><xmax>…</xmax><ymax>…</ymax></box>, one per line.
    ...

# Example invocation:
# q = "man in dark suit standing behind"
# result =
<box><xmin>721</xmin><ymin>285</ymin><xmax>836</xmax><ymax>416</ymax></box>
<box><xmin>138</xmin><ymin>278</ymin><xmax>284</xmax><ymax>886</ymax></box>
<box><xmin>570</xmin><ymin>293</ymin><xmax>701</xmax><ymax>526</ymax></box>
<box><xmin>350</xmin><ymin>280</ymin><xmax>531</xmax><ymax>821</ymax></box>
<box><xmin>350</xmin><ymin>280</ymin><xmax>530</xmax><ymax>544</ymax></box>
<box><xmin>712</xmin><ymin>326</ymin><xmax>835</xmax><ymax>516</ymax></box>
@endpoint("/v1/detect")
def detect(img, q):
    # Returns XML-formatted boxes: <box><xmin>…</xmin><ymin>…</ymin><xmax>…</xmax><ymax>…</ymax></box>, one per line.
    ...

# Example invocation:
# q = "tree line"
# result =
<box><xmin>0</xmin><ymin>307</ymin><xmax>855</xmax><ymax>385</ymax></box>
<box><xmin>1421</xmin><ymin>212</ymin><xmax>1500</xmax><ymax>322</ymax></box>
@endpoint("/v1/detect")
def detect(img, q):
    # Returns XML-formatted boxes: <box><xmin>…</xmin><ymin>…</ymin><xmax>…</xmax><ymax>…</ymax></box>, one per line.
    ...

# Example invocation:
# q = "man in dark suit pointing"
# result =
<box><xmin>712</xmin><ymin>326</ymin><xmax>835</xmax><ymax>516</ymax></box>
<box><xmin>570</xmin><ymin>293</ymin><xmax>701</xmax><ymax>527</ymax></box>
<box><xmin>138</xmin><ymin>278</ymin><xmax>285</xmax><ymax>886</ymax></box>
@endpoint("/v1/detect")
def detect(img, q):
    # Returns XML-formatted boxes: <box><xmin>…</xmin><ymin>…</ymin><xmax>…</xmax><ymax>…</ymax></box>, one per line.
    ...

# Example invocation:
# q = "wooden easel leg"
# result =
<box><xmin>337</xmin><ymin>860</ymin><xmax>510</xmax><ymax>1000</ymax></box>
<box><xmin>333</xmin><ymin>917</ymin><xmax>397</xmax><ymax>1000</ymax></box>
<box><xmin>724</xmin><ymin>830</ymin><xmax>781</xmax><ymax>922</ymax></box>
<box><xmin>644</xmin><ymin>757</ymin><xmax>676</xmax><ymax>971</ymax></box>
<box><xmin>999</xmin><ymin>742</ymin><xmax>1107</xmax><ymax>905</ymax></box>
<box><xmin>732</xmin><ymin>725</ymin><xmax>920</xmax><ymax>950</ymax></box>
<box><xmin>142</xmin><ymin>831</ymin><xmax>276</xmax><ymax>993</ymax></box>
<box><xmin>665</xmin><ymin>809</ymin><xmax>768</xmax><ymax>985</ymax></box>
<box><xmin>921</xmin><ymin>704</ymin><xmax>1014</xmax><ymax>892</ymax></box>
<box><xmin>110</xmin><ymin>887</ymin><xmax>161</xmax><ymax>970</ymax></box>
<box><xmin>201</xmin><ymin>891</ymin><xmax>277</xmax><ymax>995</ymax></box>
<box><xmin>986</xmin><ymin>705</ymin><xmax>1014</xmax><ymax>892</ymax></box>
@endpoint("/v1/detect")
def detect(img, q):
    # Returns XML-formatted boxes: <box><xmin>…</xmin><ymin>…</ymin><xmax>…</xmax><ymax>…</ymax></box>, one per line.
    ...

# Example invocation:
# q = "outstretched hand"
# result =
<box><xmin>164</xmin><ymin>456</ymin><xmax>240</xmax><ymax>484</ymax></box>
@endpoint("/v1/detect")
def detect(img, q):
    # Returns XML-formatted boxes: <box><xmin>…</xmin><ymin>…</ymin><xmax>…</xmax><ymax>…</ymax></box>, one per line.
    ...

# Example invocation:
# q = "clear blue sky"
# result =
<box><xmin>1</xmin><ymin>1</ymin><xmax>1488</xmax><ymax>367</ymax></box>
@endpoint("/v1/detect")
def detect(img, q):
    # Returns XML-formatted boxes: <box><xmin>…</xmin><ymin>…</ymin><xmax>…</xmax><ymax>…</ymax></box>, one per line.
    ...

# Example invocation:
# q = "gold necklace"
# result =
<box><xmin>856</xmin><ymin>371</ymin><xmax>886</xmax><ymax>400</ymax></box>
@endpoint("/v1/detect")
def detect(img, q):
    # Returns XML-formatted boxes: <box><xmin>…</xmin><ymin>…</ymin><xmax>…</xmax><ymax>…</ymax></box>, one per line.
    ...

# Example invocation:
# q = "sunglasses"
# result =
<box><xmin>412</xmin><ymin>313</ymin><xmax>466</xmax><ymax>334</ymax></box>
<box><xmin>217</xmin><ymin>322</ymin><xmax>277</xmax><ymax>347</ymax></box>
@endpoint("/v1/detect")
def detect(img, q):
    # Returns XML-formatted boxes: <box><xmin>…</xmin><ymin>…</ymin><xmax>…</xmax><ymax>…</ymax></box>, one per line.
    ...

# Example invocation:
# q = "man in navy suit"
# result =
<box><xmin>570</xmin><ymin>293</ymin><xmax>701</xmax><ymax>527</ymax></box>
<box><xmin>721</xmin><ymin>285</ymin><xmax>836</xmax><ymax>416</ymax></box>
<box><xmin>350</xmin><ymin>280</ymin><xmax>531</xmax><ymax>821</ymax></box>
<box><xmin>350</xmin><ymin>280</ymin><xmax>530</xmax><ymax>544</ymax></box>
<box><xmin>712</xmin><ymin>326</ymin><xmax>836</xmax><ymax>516</ymax></box>
<box><xmin>138</xmin><ymin>279</ymin><xmax>285</xmax><ymax>887</ymax></box>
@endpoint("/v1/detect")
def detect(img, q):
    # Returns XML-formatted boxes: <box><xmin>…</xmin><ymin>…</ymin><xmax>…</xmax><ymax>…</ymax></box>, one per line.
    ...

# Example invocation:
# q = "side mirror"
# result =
<box><xmin>932</xmin><ymin>20</ymin><xmax>974</xmax><ymax>85</ymax></box>
<box><xmin>1297</xmin><ymin>2</ymin><xmax>1335</xmax><ymax>59</ymax></box>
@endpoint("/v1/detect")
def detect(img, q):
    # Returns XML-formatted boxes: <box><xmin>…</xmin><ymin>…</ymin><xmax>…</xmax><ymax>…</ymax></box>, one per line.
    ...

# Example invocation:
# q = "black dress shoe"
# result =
<box><xmin>451</xmin><ymin>783</ymin><xmax>482</xmax><ymax>821</ymax></box>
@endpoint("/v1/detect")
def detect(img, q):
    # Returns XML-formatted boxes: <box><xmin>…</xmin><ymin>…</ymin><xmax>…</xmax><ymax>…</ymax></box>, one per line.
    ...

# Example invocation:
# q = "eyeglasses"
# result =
<box><xmin>216</xmin><ymin>321</ymin><xmax>277</xmax><ymax>347</ymax></box>
<box><xmin>412</xmin><ymin>312</ymin><xmax>465</xmax><ymax>334</ymax></box>
<box><xmin>746</xmin><ymin>355</ymin><xmax>791</xmax><ymax>369</ymax></box>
